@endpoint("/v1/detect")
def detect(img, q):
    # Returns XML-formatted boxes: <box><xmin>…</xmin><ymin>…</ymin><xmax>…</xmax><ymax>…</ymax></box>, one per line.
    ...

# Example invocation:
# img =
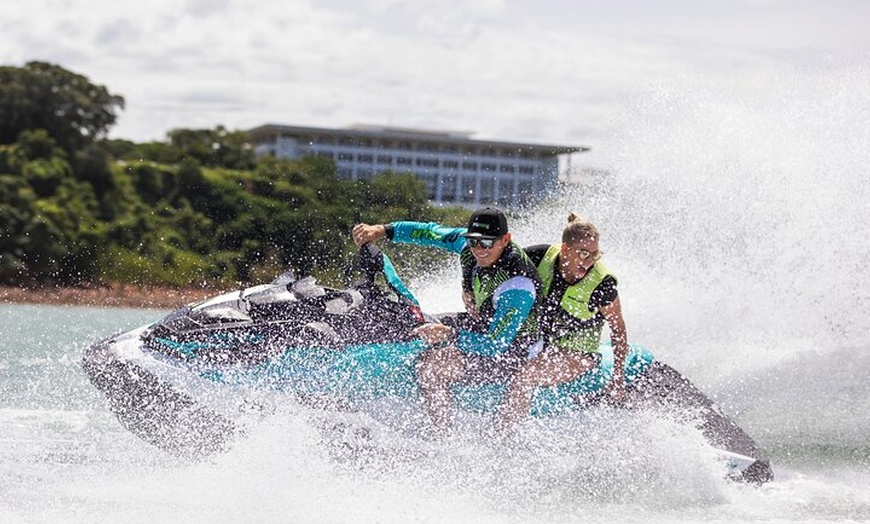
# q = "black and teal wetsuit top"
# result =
<box><xmin>525</xmin><ymin>244</ymin><xmax>618</xmax><ymax>353</ymax></box>
<box><xmin>385</xmin><ymin>221</ymin><xmax>540</xmax><ymax>357</ymax></box>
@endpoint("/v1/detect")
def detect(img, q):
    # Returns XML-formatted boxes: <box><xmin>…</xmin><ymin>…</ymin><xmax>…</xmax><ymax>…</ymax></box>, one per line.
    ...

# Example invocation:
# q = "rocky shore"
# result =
<box><xmin>0</xmin><ymin>283</ymin><xmax>224</xmax><ymax>309</ymax></box>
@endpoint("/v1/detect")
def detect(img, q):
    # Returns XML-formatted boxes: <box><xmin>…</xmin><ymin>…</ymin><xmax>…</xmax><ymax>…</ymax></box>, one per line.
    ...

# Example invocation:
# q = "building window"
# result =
<box><xmin>480</xmin><ymin>177</ymin><xmax>496</xmax><ymax>204</ymax></box>
<box><xmin>516</xmin><ymin>180</ymin><xmax>535</xmax><ymax>204</ymax></box>
<box><xmin>462</xmin><ymin>161</ymin><xmax>478</xmax><ymax>171</ymax></box>
<box><xmin>439</xmin><ymin>173</ymin><xmax>457</xmax><ymax>202</ymax></box>
<box><xmin>396</xmin><ymin>157</ymin><xmax>413</xmax><ymax>166</ymax></box>
<box><xmin>418</xmin><ymin>173</ymin><xmax>437</xmax><ymax>200</ymax></box>
<box><xmin>357</xmin><ymin>154</ymin><xmax>373</xmax><ymax>163</ymax></box>
<box><xmin>462</xmin><ymin>176</ymin><xmax>476</xmax><ymax>204</ymax></box>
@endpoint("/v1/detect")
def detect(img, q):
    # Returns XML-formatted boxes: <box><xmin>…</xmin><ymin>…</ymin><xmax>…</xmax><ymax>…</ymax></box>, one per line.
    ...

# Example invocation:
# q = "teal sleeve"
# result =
<box><xmin>389</xmin><ymin>221</ymin><xmax>468</xmax><ymax>254</ymax></box>
<box><xmin>457</xmin><ymin>276</ymin><xmax>536</xmax><ymax>357</ymax></box>
<box><xmin>381</xmin><ymin>251</ymin><xmax>419</xmax><ymax>305</ymax></box>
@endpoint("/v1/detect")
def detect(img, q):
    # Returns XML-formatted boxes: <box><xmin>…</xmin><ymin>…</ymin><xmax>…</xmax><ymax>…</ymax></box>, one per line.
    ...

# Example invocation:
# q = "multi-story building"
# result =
<box><xmin>248</xmin><ymin>123</ymin><xmax>587</xmax><ymax>208</ymax></box>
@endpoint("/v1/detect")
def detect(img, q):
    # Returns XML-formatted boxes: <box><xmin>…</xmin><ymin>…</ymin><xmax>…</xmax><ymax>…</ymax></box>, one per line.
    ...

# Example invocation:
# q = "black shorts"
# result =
<box><xmin>459</xmin><ymin>348</ymin><xmax>526</xmax><ymax>385</ymax></box>
<box><xmin>438</xmin><ymin>312</ymin><xmax>532</xmax><ymax>385</ymax></box>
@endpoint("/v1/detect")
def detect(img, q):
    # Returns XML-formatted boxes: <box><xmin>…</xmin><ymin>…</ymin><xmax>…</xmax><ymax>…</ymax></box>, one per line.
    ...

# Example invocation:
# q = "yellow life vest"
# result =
<box><xmin>536</xmin><ymin>244</ymin><xmax>616</xmax><ymax>353</ymax></box>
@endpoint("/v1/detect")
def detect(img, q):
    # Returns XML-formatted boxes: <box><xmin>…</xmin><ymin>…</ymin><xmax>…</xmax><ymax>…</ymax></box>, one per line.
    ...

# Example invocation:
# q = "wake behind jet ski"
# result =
<box><xmin>82</xmin><ymin>246</ymin><xmax>772</xmax><ymax>483</ymax></box>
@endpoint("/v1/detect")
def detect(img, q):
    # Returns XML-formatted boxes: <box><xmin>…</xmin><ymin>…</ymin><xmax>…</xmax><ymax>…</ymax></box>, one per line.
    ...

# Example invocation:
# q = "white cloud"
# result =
<box><xmin>1</xmin><ymin>0</ymin><xmax>868</xmax><ymax>162</ymax></box>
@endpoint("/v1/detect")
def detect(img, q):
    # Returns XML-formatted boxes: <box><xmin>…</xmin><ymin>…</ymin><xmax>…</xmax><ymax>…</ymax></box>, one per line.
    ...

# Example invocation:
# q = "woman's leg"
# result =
<box><xmin>499</xmin><ymin>348</ymin><xmax>599</xmax><ymax>429</ymax></box>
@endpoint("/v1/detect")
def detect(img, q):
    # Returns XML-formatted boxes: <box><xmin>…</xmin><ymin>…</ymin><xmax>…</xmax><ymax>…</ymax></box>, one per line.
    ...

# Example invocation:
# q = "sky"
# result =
<box><xmin>3</xmin><ymin>0</ymin><xmax>869</xmax><ymax>166</ymax></box>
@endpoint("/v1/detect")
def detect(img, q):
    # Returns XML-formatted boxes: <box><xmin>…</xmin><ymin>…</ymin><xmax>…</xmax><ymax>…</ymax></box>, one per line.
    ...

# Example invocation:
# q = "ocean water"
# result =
<box><xmin>2</xmin><ymin>64</ymin><xmax>870</xmax><ymax>522</ymax></box>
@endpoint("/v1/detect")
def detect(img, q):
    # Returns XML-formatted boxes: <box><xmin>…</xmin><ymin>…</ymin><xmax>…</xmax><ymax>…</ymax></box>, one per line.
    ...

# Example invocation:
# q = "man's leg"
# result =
<box><xmin>415</xmin><ymin>345</ymin><xmax>467</xmax><ymax>433</ymax></box>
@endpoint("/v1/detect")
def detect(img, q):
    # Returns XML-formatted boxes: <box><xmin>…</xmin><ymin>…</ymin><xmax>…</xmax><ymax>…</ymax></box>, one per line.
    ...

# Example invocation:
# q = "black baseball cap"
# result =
<box><xmin>463</xmin><ymin>207</ymin><xmax>508</xmax><ymax>239</ymax></box>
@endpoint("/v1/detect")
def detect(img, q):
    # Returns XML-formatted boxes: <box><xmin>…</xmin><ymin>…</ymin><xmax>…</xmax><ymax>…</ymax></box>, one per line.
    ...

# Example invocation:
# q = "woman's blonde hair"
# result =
<box><xmin>562</xmin><ymin>212</ymin><xmax>599</xmax><ymax>245</ymax></box>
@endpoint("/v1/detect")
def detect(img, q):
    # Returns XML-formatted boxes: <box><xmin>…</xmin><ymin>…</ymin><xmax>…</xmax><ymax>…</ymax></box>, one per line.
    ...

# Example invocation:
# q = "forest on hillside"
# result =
<box><xmin>0</xmin><ymin>61</ymin><xmax>468</xmax><ymax>289</ymax></box>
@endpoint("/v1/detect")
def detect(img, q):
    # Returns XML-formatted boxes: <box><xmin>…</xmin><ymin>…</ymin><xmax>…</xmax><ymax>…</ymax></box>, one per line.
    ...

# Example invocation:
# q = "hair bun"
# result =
<box><xmin>561</xmin><ymin>213</ymin><xmax>599</xmax><ymax>244</ymax></box>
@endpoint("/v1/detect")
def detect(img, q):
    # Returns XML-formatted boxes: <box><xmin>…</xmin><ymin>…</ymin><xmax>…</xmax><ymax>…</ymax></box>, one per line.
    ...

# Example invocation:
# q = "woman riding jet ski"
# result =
<box><xmin>82</xmin><ymin>245</ymin><xmax>772</xmax><ymax>483</ymax></box>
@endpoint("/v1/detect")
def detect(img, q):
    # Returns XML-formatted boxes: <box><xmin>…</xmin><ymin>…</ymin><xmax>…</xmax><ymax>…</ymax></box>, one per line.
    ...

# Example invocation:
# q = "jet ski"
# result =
<box><xmin>82</xmin><ymin>245</ymin><xmax>772</xmax><ymax>483</ymax></box>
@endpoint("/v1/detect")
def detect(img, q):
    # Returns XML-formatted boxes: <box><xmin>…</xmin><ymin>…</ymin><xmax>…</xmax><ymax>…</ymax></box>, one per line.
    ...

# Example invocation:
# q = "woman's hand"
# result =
<box><xmin>602</xmin><ymin>378</ymin><xmax>626</xmax><ymax>406</ymax></box>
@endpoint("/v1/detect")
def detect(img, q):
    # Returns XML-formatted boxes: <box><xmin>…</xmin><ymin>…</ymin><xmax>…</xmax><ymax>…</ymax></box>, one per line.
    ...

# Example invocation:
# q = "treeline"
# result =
<box><xmin>0</xmin><ymin>61</ymin><xmax>467</xmax><ymax>288</ymax></box>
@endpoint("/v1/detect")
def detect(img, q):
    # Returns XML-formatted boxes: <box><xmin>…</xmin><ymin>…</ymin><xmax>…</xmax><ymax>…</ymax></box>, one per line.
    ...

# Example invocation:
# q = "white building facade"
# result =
<box><xmin>248</xmin><ymin>124</ymin><xmax>587</xmax><ymax>208</ymax></box>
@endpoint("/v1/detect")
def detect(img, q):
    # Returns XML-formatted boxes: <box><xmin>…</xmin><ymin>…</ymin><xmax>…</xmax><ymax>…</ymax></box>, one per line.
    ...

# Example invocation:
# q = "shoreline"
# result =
<box><xmin>0</xmin><ymin>283</ymin><xmax>225</xmax><ymax>310</ymax></box>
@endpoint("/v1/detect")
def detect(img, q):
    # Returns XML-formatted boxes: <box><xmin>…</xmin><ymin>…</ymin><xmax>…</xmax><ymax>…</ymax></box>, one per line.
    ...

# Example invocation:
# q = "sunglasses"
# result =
<box><xmin>576</xmin><ymin>249</ymin><xmax>603</xmax><ymax>261</ymax></box>
<box><xmin>466</xmin><ymin>237</ymin><xmax>497</xmax><ymax>248</ymax></box>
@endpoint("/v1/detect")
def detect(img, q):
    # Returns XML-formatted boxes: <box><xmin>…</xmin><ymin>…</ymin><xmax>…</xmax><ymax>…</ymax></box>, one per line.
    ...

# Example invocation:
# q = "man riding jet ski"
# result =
<box><xmin>82</xmin><ymin>245</ymin><xmax>772</xmax><ymax>483</ymax></box>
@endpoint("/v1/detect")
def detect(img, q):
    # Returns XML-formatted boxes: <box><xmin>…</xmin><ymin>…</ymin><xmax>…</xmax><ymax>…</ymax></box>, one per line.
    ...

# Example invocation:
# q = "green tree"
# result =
<box><xmin>32</xmin><ymin>177</ymin><xmax>104</xmax><ymax>283</ymax></box>
<box><xmin>177</xmin><ymin>157</ymin><xmax>207</xmax><ymax>201</ymax></box>
<box><xmin>75</xmin><ymin>143</ymin><xmax>116</xmax><ymax>195</ymax></box>
<box><xmin>74</xmin><ymin>143</ymin><xmax>121</xmax><ymax>220</ymax></box>
<box><xmin>0</xmin><ymin>175</ymin><xmax>37</xmax><ymax>279</ymax></box>
<box><xmin>368</xmin><ymin>171</ymin><xmax>429</xmax><ymax>218</ymax></box>
<box><xmin>0</xmin><ymin>130</ymin><xmax>72</xmax><ymax>198</ymax></box>
<box><xmin>0</xmin><ymin>61</ymin><xmax>124</xmax><ymax>154</ymax></box>
<box><xmin>167</xmin><ymin>126</ymin><xmax>256</xmax><ymax>170</ymax></box>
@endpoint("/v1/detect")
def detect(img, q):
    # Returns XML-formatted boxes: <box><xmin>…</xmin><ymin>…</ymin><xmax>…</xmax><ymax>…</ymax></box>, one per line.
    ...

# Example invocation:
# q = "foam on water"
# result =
<box><xmin>4</xmin><ymin>398</ymin><xmax>866</xmax><ymax>524</ymax></box>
